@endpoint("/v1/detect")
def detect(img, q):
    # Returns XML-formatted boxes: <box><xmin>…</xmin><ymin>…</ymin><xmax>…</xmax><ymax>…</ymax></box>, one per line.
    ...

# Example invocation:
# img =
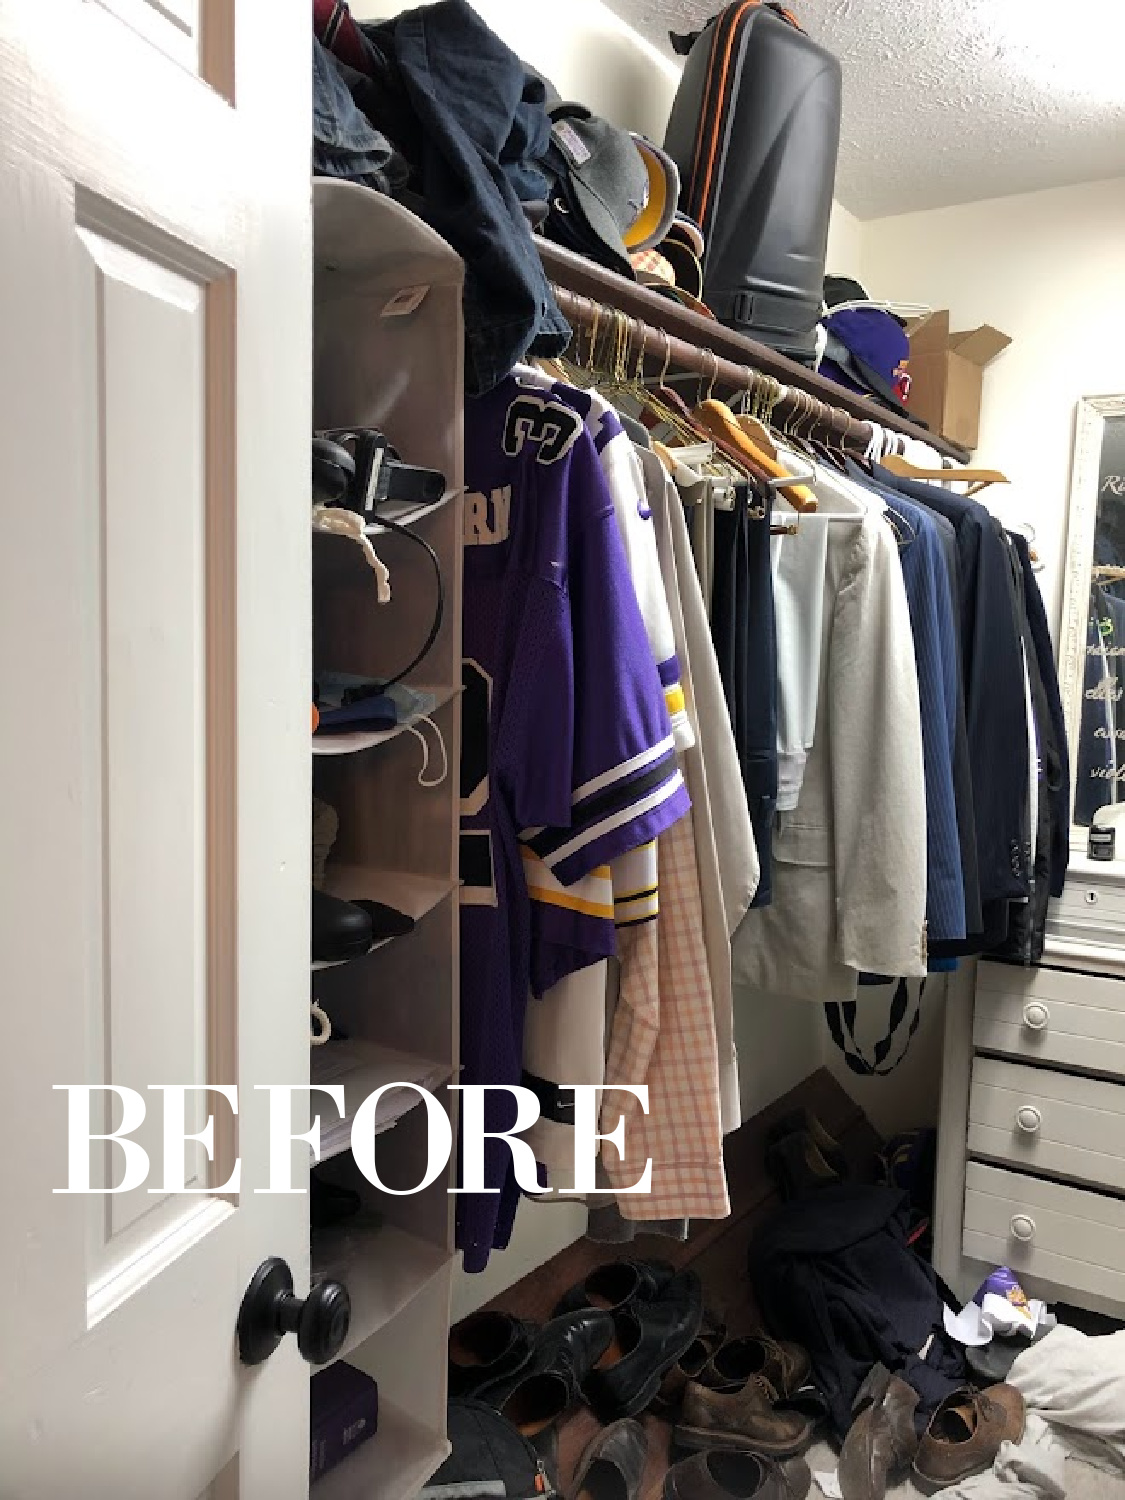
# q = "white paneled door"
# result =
<box><xmin>0</xmin><ymin>2</ymin><xmax>311</xmax><ymax>1496</ymax></box>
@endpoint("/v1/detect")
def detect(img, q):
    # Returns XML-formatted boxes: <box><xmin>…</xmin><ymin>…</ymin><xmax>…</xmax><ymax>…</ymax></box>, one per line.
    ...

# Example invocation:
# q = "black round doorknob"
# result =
<box><xmin>237</xmin><ymin>1256</ymin><xmax>350</xmax><ymax>1367</ymax></box>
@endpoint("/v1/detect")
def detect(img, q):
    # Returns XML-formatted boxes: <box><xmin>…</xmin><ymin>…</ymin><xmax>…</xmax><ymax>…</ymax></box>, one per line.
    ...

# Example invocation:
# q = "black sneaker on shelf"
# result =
<box><xmin>312</xmin><ymin>887</ymin><xmax>373</xmax><ymax>963</ymax></box>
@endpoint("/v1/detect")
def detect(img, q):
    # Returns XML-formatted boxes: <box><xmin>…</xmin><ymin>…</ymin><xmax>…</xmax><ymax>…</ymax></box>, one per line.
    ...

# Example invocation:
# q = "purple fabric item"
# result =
<box><xmin>826</xmin><ymin>307</ymin><xmax>908</xmax><ymax>384</ymax></box>
<box><xmin>459</xmin><ymin>376</ymin><xmax>689</xmax><ymax>1272</ymax></box>
<box><xmin>820</xmin><ymin>356</ymin><xmax>866</xmax><ymax>399</ymax></box>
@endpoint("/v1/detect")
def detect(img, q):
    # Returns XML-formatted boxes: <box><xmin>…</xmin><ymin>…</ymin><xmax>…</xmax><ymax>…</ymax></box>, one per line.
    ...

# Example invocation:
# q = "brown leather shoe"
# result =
<box><xmin>838</xmin><ymin>1366</ymin><xmax>919</xmax><ymax>1500</ymax></box>
<box><xmin>675</xmin><ymin>1375</ymin><xmax>812</xmax><ymax>1458</ymax></box>
<box><xmin>912</xmin><ymin>1384</ymin><xmax>1026</xmax><ymax>1493</ymax></box>
<box><xmin>652</xmin><ymin>1311</ymin><xmax>727</xmax><ymax>1416</ymax></box>
<box><xmin>568</xmin><ymin>1418</ymin><xmax>647</xmax><ymax>1500</ymax></box>
<box><xmin>703</xmin><ymin>1334</ymin><xmax>812</xmax><ymax>1401</ymax></box>
<box><xmin>664</xmin><ymin>1450</ymin><xmax>811</xmax><ymax>1499</ymax></box>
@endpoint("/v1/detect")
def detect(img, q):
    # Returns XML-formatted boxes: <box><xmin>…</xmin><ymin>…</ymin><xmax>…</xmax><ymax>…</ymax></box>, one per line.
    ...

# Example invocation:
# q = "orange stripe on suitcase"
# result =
<box><xmin>687</xmin><ymin>3</ymin><xmax>805</xmax><ymax>230</ymax></box>
<box><xmin>686</xmin><ymin>5</ymin><xmax>743</xmax><ymax>214</ymax></box>
<box><xmin>696</xmin><ymin>0</ymin><xmax>757</xmax><ymax>228</ymax></box>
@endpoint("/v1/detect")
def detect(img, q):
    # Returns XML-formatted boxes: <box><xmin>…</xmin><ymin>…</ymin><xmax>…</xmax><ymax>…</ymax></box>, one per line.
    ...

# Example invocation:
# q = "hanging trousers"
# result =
<box><xmin>710</xmin><ymin>485</ymin><xmax>777</xmax><ymax>907</ymax></box>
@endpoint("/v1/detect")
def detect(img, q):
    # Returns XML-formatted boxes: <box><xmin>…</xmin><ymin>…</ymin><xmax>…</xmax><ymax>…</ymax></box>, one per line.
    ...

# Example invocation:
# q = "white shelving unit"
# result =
<box><xmin>310</xmin><ymin>178</ymin><xmax>463</xmax><ymax>1496</ymax></box>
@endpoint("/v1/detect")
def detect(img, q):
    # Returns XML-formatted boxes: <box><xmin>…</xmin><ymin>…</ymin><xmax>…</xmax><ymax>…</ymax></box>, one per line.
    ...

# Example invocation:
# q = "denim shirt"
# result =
<box><xmin>362</xmin><ymin>0</ymin><xmax>572</xmax><ymax>392</ymax></box>
<box><xmin>313</xmin><ymin>37</ymin><xmax>407</xmax><ymax>194</ymax></box>
<box><xmin>874</xmin><ymin>465</ymin><xmax>1031</xmax><ymax>916</ymax></box>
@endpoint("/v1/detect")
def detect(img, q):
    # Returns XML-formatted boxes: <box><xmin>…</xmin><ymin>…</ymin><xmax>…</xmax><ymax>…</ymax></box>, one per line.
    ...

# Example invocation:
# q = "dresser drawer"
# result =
<box><xmin>968</xmin><ymin>1057</ymin><xmax>1125</xmax><ymax>1194</ymax></box>
<box><xmin>1046</xmin><ymin>875</ymin><xmax>1125</xmax><ymax>949</ymax></box>
<box><xmin>974</xmin><ymin>961</ymin><xmax>1125</xmax><ymax>1080</ymax></box>
<box><xmin>964</xmin><ymin>1162</ymin><xmax>1125</xmax><ymax>1311</ymax></box>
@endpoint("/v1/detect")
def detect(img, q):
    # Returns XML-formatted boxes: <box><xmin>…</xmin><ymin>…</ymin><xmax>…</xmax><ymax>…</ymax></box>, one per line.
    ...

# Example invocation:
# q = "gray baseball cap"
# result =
<box><xmin>547</xmin><ymin>103</ymin><xmax>649</xmax><ymax>277</ymax></box>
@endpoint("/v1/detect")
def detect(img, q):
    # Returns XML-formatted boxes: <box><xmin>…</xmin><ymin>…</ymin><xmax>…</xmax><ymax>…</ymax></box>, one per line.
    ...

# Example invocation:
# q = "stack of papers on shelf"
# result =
<box><xmin>310</xmin><ymin>1040</ymin><xmax>449</xmax><ymax>1159</ymax></box>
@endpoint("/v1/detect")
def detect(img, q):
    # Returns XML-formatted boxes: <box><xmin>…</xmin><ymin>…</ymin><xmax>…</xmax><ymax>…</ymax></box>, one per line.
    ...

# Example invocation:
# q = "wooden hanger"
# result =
<box><xmin>634</xmin><ymin>331</ymin><xmax>765</xmax><ymax>496</ymax></box>
<box><xmin>880</xmin><ymin>453</ymin><xmax>1010</xmax><ymax>499</ymax></box>
<box><xmin>692</xmin><ymin>355</ymin><xmax>818</xmax><ymax>513</ymax></box>
<box><xmin>696</xmin><ymin>398</ymin><xmax>818</xmax><ymax>513</ymax></box>
<box><xmin>652</xmin><ymin>439</ymin><xmax>677</xmax><ymax>477</ymax></box>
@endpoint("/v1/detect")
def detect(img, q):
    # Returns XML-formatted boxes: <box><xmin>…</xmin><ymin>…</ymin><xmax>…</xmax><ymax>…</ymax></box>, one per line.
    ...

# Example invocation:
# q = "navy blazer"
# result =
<box><xmin>1011</xmin><ymin>533</ymin><xmax>1070</xmax><ymax>898</ymax></box>
<box><xmin>874</xmin><ymin>468</ymin><xmax>1031</xmax><ymax>920</ymax></box>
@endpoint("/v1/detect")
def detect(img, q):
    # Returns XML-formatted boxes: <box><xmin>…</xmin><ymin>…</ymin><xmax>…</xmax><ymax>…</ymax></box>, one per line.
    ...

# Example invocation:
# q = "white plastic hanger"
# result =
<box><xmin>829</xmin><ymin>298</ymin><xmax>933</xmax><ymax>320</ymax></box>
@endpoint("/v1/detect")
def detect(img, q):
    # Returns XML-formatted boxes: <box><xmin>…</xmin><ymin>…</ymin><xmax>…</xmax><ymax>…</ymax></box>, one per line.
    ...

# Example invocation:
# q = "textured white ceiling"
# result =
<box><xmin>603</xmin><ymin>0</ymin><xmax>1125</xmax><ymax>218</ymax></box>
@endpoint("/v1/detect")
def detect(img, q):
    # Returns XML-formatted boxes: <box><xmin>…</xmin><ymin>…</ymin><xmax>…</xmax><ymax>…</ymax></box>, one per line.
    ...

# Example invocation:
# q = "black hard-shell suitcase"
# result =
<box><xmin>663</xmin><ymin>3</ymin><xmax>842</xmax><ymax>363</ymax></box>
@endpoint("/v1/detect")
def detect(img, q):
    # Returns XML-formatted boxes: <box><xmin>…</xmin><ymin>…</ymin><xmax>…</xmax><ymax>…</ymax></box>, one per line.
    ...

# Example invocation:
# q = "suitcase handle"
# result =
<box><xmin>670</xmin><ymin>1</ymin><xmax>803</xmax><ymax>53</ymax></box>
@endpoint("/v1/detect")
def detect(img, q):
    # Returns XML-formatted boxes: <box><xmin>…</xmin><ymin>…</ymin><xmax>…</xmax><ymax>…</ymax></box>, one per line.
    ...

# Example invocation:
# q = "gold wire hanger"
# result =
<box><xmin>633</xmin><ymin>325</ymin><xmax>721</xmax><ymax>449</ymax></box>
<box><xmin>735</xmin><ymin>372</ymin><xmax>779</xmax><ymax>458</ymax></box>
<box><xmin>534</xmin><ymin>295</ymin><xmax>593</xmax><ymax>388</ymax></box>
<box><xmin>779</xmin><ymin>389</ymin><xmax>819</xmax><ymax>463</ymax></box>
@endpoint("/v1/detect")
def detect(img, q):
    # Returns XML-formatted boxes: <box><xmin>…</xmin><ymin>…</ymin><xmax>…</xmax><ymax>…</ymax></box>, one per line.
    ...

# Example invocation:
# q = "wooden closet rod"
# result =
<box><xmin>552</xmin><ymin>284</ymin><xmax>878</xmax><ymax>457</ymax></box>
<box><xmin>539</xmin><ymin>238</ymin><xmax>971</xmax><ymax>464</ymax></box>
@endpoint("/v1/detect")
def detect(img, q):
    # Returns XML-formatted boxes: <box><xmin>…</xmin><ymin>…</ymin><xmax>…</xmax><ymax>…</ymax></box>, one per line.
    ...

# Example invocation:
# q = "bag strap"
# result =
<box><xmin>671</xmin><ymin>0</ymin><xmax>803</xmax><ymax>52</ymax></box>
<box><xmin>824</xmin><ymin>978</ymin><xmax>926</xmax><ymax>1077</ymax></box>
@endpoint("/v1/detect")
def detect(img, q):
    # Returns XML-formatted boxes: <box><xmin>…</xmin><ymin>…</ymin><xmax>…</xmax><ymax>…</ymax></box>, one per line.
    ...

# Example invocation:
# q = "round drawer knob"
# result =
<box><xmin>1010</xmin><ymin>1214</ymin><xmax>1036</xmax><ymax>1244</ymax></box>
<box><xmin>1023</xmin><ymin>1003</ymin><xmax>1050</xmax><ymax>1033</ymax></box>
<box><xmin>1016</xmin><ymin>1105</ymin><xmax>1042</xmax><ymax>1135</ymax></box>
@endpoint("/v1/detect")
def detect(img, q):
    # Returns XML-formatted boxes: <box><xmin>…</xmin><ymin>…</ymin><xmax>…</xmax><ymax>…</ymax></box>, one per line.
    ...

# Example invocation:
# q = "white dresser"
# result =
<box><xmin>935</xmin><ymin>881</ymin><xmax>1125</xmax><ymax>1320</ymax></box>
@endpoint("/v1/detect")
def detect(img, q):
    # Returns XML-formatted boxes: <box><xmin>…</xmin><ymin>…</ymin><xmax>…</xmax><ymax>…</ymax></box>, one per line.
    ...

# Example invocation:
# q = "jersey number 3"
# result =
<box><xmin>502</xmin><ymin>396</ymin><xmax>582</xmax><ymax>466</ymax></box>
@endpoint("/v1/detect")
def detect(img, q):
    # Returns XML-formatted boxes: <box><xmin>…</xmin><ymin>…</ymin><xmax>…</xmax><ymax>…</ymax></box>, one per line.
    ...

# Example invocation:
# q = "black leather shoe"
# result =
<box><xmin>311</xmin><ymin>887</ymin><xmax>373</xmax><ymax>962</ymax></box>
<box><xmin>569</xmin><ymin>1417</ymin><xmax>648</xmax><ymax>1500</ymax></box>
<box><xmin>583</xmin><ymin>1268</ymin><xmax>704</xmax><ymax>1422</ymax></box>
<box><xmin>449</xmin><ymin>1310</ymin><xmax>536</xmax><ymax>1399</ymax></box>
<box><xmin>478</xmin><ymin>1309</ymin><xmax>614</xmax><ymax>1436</ymax></box>
<box><xmin>553</xmin><ymin>1258</ymin><xmax>676</xmax><ymax>1318</ymax></box>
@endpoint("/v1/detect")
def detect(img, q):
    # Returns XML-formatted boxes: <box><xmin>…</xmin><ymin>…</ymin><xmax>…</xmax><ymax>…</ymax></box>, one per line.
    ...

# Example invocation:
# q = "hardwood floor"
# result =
<box><xmin>465</xmin><ymin>1069</ymin><xmax>882</xmax><ymax>1499</ymax></box>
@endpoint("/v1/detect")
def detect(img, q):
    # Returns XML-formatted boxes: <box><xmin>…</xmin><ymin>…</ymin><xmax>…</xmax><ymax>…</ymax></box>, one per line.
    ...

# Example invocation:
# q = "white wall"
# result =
<box><xmin>825</xmin><ymin>199</ymin><xmax>865</xmax><ymax>279</ymax></box>
<box><xmin>858</xmin><ymin>175</ymin><xmax>1125</xmax><ymax>635</ymax></box>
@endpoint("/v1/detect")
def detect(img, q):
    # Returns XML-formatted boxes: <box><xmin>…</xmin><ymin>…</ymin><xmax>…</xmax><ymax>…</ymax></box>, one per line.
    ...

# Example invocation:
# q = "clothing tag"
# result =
<box><xmin>381</xmin><ymin>285</ymin><xmax>429</xmax><ymax>318</ymax></box>
<box><xmin>552</xmin><ymin>121</ymin><xmax>592</xmax><ymax>167</ymax></box>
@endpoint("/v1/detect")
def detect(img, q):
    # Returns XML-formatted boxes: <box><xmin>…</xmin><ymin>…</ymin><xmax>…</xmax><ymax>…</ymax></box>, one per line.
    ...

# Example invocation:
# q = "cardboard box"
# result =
<box><xmin>906</xmin><ymin>311</ymin><xmax>1011</xmax><ymax>451</ymax></box>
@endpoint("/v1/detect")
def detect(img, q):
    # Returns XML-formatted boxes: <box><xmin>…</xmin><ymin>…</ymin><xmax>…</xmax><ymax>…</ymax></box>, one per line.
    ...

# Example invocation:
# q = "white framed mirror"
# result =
<box><xmin>1058</xmin><ymin>394</ymin><xmax>1125</xmax><ymax>862</ymax></box>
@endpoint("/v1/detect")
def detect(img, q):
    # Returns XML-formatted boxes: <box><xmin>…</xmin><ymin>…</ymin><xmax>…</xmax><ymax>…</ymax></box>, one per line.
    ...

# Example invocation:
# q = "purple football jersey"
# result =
<box><xmin>458</xmin><ymin>375</ymin><xmax>690</xmax><ymax>1271</ymax></box>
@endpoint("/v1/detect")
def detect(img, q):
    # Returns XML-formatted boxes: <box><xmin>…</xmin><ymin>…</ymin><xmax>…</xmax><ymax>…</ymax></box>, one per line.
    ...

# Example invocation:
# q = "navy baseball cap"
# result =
<box><xmin>822</xmin><ymin>307</ymin><xmax>911</xmax><ymax>415</ymax></box>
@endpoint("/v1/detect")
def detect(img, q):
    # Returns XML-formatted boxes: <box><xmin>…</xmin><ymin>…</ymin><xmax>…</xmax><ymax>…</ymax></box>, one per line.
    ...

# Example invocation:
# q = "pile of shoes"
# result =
<box><xmin>835</xmin><ymin>1361</ymin><xmax>1026</xmax><ymax>1497</ymax></box>
<box><xmin>449</xmin><ymin>1259</ymin><xmax>706</xmax><ymax>1431</ymax></box>
<box><xmin>443</xmin><ymin>1258</ymin><xmax>823</xmax><ymax>1500</ymax></box>
<box><xmin>662</xmin><ymin>1326</ymin><xmax>819</xmax><ymax>1499</ymax></box>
